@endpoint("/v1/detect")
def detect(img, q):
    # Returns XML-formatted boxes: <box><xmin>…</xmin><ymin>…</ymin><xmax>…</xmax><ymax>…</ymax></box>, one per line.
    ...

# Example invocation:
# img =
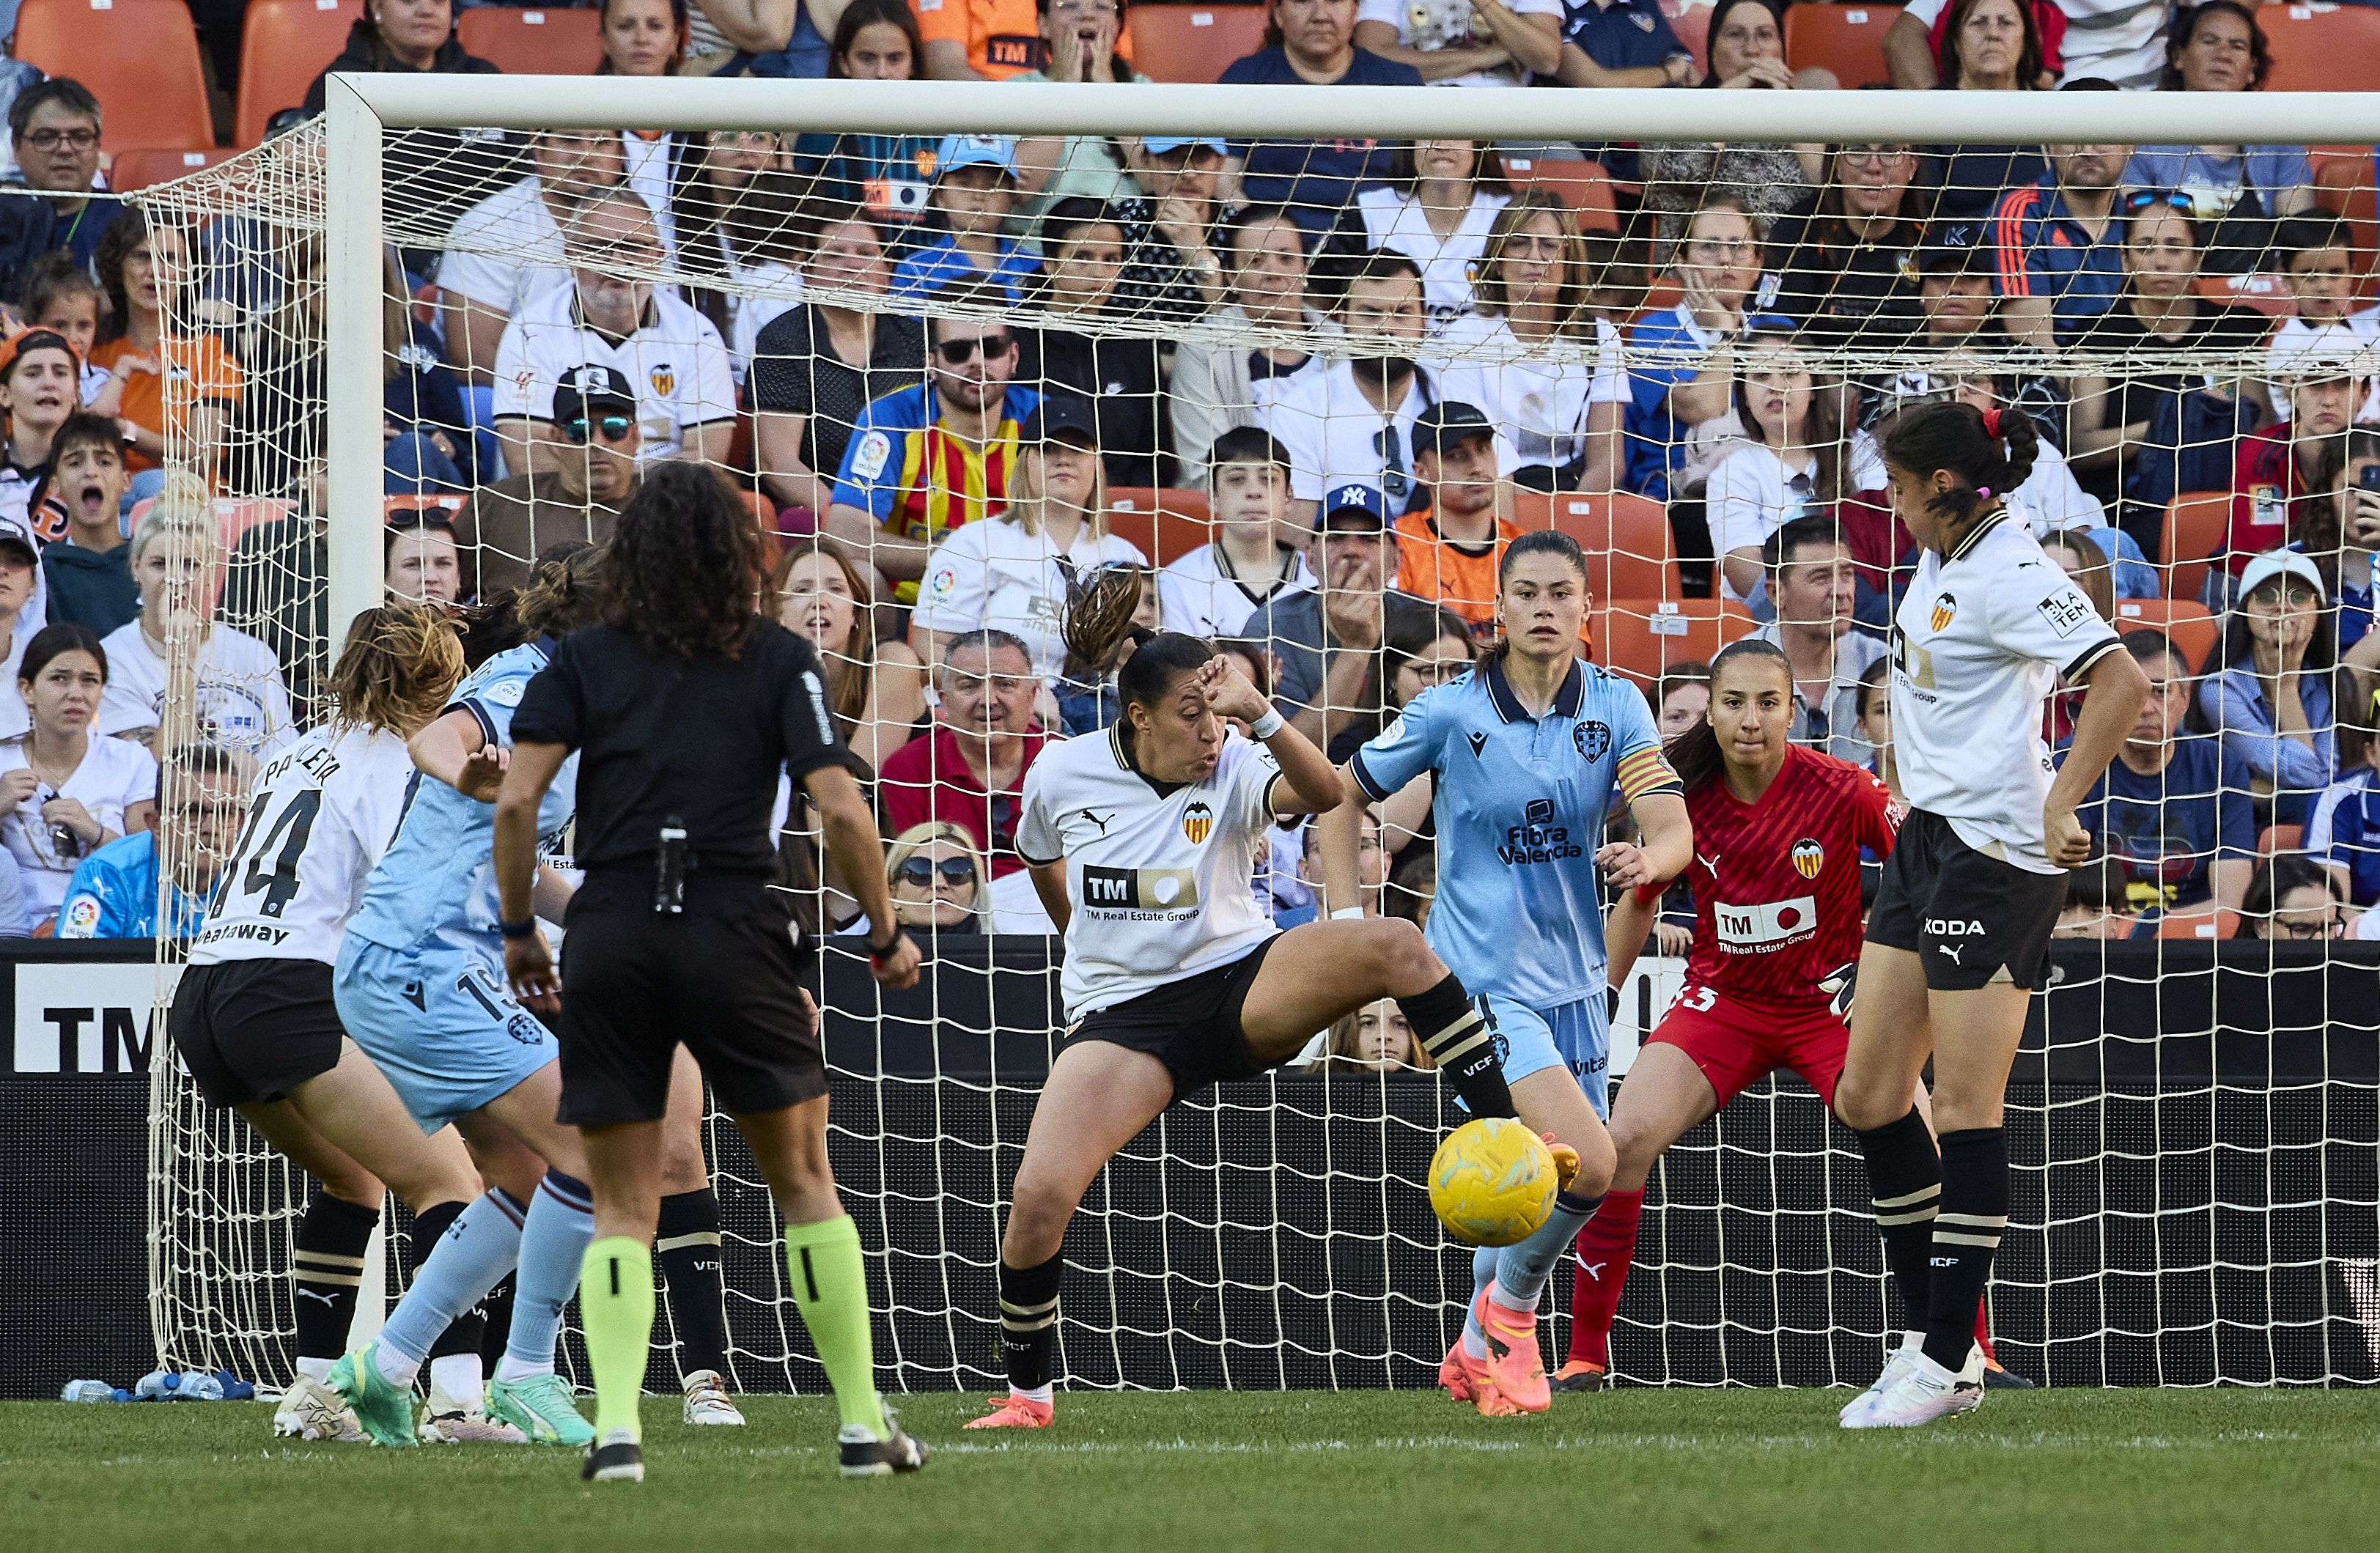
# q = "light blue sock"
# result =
<box><xmin>1492</xmin><ymin>1190</ymin><xmax>1605</xmax><ymax>1310</ymax></box>
<box><xmin>377</xmin><ymin>1189</ymin><xmax>527</xmax><ymax>1374</ymax></box>
<box><xmin>1459</xmin><ymin>1244</ymin><xmax>1497</xmax><ymax>1359</ymax></box>
<box><xmin>500</xmin><ymin>1171</ymin><xmax>594</xmax><ymax>1378</ymax></box>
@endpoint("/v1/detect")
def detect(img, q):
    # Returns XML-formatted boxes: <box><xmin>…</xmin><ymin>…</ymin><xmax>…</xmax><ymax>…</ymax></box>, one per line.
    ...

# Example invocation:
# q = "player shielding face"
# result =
<box><xmin>1832</xmin><ymin>402</ymin><xmax>2148</xmax><ymax>1427</ymax></box>
<box><xmin>1564</xmin><ymin>642</ymin><xmax>1927</xmax><ymax>1391</ymax></box>
<box><xmin>967</xmin><ymin>568</ymin><xmax>1528</xmax><ymax>1431</ymax></box>
<box><xmin>1322</xmin><ymin>531</ymin><xmax>1687</xmax><ymax>1417</ymax></box>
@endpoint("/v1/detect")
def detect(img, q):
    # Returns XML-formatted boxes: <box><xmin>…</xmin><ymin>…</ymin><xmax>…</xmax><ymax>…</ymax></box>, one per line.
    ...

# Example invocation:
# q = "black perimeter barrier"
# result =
<box><xmin>4</xmin><ymin>938</ymin><xmax>2375</xmax><ymax>1398</ymax></box>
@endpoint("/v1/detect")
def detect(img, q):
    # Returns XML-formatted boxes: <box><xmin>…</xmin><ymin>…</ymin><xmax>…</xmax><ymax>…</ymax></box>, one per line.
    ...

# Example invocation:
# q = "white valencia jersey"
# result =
<box><xmin>1890</xmin><ymin>517</ymin><xmax>2122</xmax><ymax>874</ymax></box>
<box><xmin>1015</xmin><ymin>727</ymin><xmax>1286</xmax><ymax>1017</ymax></box>
<box><xmin>190</xmin><ymin>726</ymin><xmax>419</xmax><ymax>967</ymax></box>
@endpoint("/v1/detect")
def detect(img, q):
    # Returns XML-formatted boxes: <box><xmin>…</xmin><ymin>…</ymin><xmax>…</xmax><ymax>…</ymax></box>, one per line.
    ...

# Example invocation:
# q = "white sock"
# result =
<box><xmin>493</xmin><ymin>1354</ymin><xmax>553</xmax><ymax>1384</ymax></box>
<box><xmin>429</xmin><ymin>1353</ymin><xmax>483</xmax><ymax>1408</ymax></box>
<box><xmin>293</xmin><ymin>1356</ymin><xmax>333</xmax><ymax>1384</ymax></box>
<box><xmin>1015</xmin><ymin>1384</ymin><xmax>1053</xmax><ymax>1405</ymax></box>
<box><xmin>372</xmin><ymin>1341</ymin><xmax>422</xmax><ymax>1391</ymax></box>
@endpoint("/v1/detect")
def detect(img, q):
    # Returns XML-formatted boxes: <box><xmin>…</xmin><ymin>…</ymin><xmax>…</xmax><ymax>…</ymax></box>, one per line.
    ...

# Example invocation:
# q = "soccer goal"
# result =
<box><xmin>129</xmin><ymin>73</ymin><xmax>2380</xmax><ymax>1395</ymax></box>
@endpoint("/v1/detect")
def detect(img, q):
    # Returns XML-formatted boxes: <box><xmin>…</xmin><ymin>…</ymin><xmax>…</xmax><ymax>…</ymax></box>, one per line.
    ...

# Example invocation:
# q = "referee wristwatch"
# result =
<box><xmin>867</xmin><ymin>923</ymin><xmax>914</xmax><ymax>967</ymax></box>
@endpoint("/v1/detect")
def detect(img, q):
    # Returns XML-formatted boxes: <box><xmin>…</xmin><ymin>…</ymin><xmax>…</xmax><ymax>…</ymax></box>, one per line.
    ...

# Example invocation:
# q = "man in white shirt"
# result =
<box><xmin>1261</xmin><ymin>251</ymin><xmax>1454</xmax><ymax>514</ymax></box>
<box><xmin>490</xmin><ymin>190</ymin><xmax>738</xmax><ymax>478</ymax></box>
<box><xmin>1748</xmin><ymin>516</ymin><xmax>1887</xmax><ymax>767</ymax></box>
<box><xmin>440</xmin><ymin>130</ymin><xmax>633</xmax><ymax>387</ymax></box>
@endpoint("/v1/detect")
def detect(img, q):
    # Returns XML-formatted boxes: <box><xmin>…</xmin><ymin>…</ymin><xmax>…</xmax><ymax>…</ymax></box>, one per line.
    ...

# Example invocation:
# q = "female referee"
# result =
<box><xmin>169</xmin><ymin>604</ymin><xmax>503</xmax><ymax>1443</ymax></box>
<box><xmin>1832</xmin><ymin>403</ymin><xmax>2148</xmax><ymax>1428</ymax></box>
<box><xmin>1323</xmin><ymin>529</ymin><xmax>1688</xmax><ymax>1419</ymax></box>
<box><xmin>965</xmin><ymin>569</ymin><xmax>1532</xmax><ymax>1431</ymax></box>
<box><xmin>493</xmin><ymin>462</ymin><xmax>925</xmax><ymax>1486</ymax></box>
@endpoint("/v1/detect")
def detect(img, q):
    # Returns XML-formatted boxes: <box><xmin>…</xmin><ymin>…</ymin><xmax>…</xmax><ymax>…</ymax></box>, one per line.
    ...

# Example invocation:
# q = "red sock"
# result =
<box><xmin>1565</xmin><ymin>1188</ymin><xmax>1645</xmax><ymax>1369</ymax></box>
<box><xmin>1973</xmin><ymin>1302</ymin><xmax>1997</xmax><ymax>1364</ymax></box>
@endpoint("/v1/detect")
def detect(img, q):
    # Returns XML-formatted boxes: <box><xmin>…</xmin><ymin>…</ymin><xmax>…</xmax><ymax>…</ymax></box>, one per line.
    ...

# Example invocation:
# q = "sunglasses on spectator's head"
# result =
<box><xmin>934</xmin><ymin>333</ymin><xmax>1012</xmax><ymax>365</ymax></box>
<box><xmin>563</xmin><ymin>413</ymin><xmax>635</xmax><ymax>444</ymax></box>
<box><xmin>897</xmin><ymin>856</ymin><xmax>976</xmax><ymax>887</ymax></box>
<box><xmin>387</xmin><ymin>509</ymin><xmax>457</xmax><ymax>535</ymax></box>
<box><xmin>2124</xmin><ymin>188</ymin><xmax>2196</xmax><ymax>215</ymax></box>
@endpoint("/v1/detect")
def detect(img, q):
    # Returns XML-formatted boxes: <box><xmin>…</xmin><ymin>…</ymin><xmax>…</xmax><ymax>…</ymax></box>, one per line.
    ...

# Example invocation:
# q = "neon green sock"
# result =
<box><xmin>784</xmin><ymin>1214</ymin><xmax>888</xmax><ymax>1437</ymax></box>
<box><xmin>579</xmin><ymin>1237</ymin><xmax>655</xmax><ymax>1442</ymax></box>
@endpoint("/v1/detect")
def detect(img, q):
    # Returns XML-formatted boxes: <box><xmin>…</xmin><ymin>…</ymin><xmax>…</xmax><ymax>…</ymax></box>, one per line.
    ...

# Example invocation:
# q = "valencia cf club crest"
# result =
<box><xmin>649</xmin><ymin>365</ymin><xmax>676</xmax><ymax>397</ymax></box>
<box><xmin>1575</xmin><ymin>721</ymin><xmax>1611</xmax><ymax>761</ymax></box>
<box><xmin>1181</xmin><ymin>801</ymin><xmax>1214</xmax><ymax>845</ymax></box>
<box><xmin>1930</xmin><ymin>592</ymin><xmax>1958</xmax><ymax>633</ymax></box>
<box><xmin>1792</xmin><ymin>837</ymin><xmax>1826</xmax><ymax>879</ymax></box>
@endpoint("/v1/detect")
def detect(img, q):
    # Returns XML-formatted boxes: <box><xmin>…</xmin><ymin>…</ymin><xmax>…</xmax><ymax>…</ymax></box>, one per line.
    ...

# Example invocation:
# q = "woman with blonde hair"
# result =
<box><xmin>770</xmin><ymin>536</ymin><xmax>925</xmax><ymax>775</ymax></box>
<box><xmin>909</xmin><ymin>399</ymin><xmax>1146</xmax><ymax>679</ymax></box>
<box><xmin>878</xmin><ymin>820</ymin><xmax>987</xmax><ymax>936</ymax></box>
<box><xmin>99</xmin><ymin>479</ymin><xmax>295</xmax><ymax>757</ymax></box>
<box><xmin>1437</xmin><ymin>190</ymin><xmax>1626</xmax><ymax>494</ymax></box>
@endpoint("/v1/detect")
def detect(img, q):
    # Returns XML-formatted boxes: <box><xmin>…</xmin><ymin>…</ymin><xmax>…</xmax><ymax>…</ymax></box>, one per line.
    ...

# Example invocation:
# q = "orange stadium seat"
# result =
<box><xmin>2159</xmin><ymin>492</ymin><xmax>2234</xmax><ymax>608</ymax></box>
<box><xmin>107</xmin><ymin>149</ymin><xmax>243</xmax><ymax>193</ymax></box>
<box><xmin>1105</xmin><ymin>487</ymin><xmax>1213</xmax><ymax>566</ymax></box>
<box><xmin>1593</xmin><ymin>598</ymin><xmax>1755</xmax><ymax>685</ymax></box>
<box><xmin>1671</xmin><ymin>3</ymin><xmax>1714</xmax><ymax>75</ymax></box>
<box><xmin>1513</xmin><ymin>490</ymin><xmax>1681</xmax><ymax>604</ymax></box>
<box><xmin>12</xmin><ymin>0</ymin><xmax>213</xmax><ymax>152</ymax></box>
<box><xmin>1500</xmin><ymin>156</ymin><xmax>1621</xmax><ymax>234</ymax></box>
<box><xmin>1127</xmin><ymin>6</ymin><xmax>1268</xmax><ymax>85</ymax></box>
<box><xmin>386</xmin><ymin>493</ymin><xmax>467</xmax><ymax>523</ymax></box>
<box><xmin>2156</xmin><ymin>907</ymin><xmax>2238</xmax><ymax>940</ymax></box>
<box><xmin>237</xmin><ymin>0</ymin><xmax>364</xmax><ymax>147</ymax></box>
<box><xmin>2112</xmin><ymin>598</ymin><xmax>2219</xmax><ymax>676</ymax></box>
<box><xmin>2195</xmin><ymin>273</ymin><xmax>2298</xmax><ymax>317</ymax></box>
<box><xmin>457</xmin><ymin>6</ymin><xmax>606</xmax><ymax>75</ymax></box>
<box><xmin>1782</xmin><ymin>3</ymin><xmax>1901</xmax><ymax>89</ymax></box>
<box><xmin>2259</xmin><ymin>3</ymin><xmax>2380</xmax><ymax>92</ymax></box>
<box><xmin>2258</xmin><ymin>824</ymin><xmax>2304</xmax><ymax>857</ymax></box>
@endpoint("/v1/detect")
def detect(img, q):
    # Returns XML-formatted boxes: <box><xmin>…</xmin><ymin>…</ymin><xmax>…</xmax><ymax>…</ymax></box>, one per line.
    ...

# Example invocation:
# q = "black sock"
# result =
<box><xmin>1398</xmin><ymin>975</ymin><xmax>1515</xmax><ymax>1119</ymax></box>
<box><xmin>402</xmin><ymin>1200</ymin><xmax>487</xmax><ymax>1363</ymax></box>
<box><xmin>998</xmin><ymin>1253</ymin><xmax>1063</xmax><ymax>1393</ymax></box>
<box><xmin>1923</xmin><ymin>1128</ymin><xmax>2008</xmax><ymax>1373</ymax></box>
<box><xmin>477</xmin><ymin>1275</ymin><xmax>516</xmax><ymax>1370</ymax></box>
<box><xmin>1854</xmin><ymin>1107</ymin><xmax>1941</xmax><ymax>1330</ymax></box>
<box><xmin>292</xmin><ymin>1192</ymin><xmax>378</xmax><ymax>1364</ymax></box>
<box><xmin>656</xmin><ymin>1188</ymin><xmax>731</xmax><ymax>1380</ymax></box>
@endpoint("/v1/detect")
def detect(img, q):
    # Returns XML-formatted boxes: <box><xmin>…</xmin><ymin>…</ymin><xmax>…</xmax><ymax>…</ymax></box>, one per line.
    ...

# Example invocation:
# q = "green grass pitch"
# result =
<box><xmin>10</xmin><ymin>1390</ymin><xmax>2377</xmax><ymax>1552</ymax></box>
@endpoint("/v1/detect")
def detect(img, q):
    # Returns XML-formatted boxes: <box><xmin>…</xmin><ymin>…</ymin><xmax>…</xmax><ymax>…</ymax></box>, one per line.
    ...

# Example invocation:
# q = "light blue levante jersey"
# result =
<box><xmin>345</xmin><ymin>642</ymin><xmax>579</xmax><ymax>957</ymax></box>
<box><xmin>1349</xmin><ymin>656</ymin><xmax>1679</xmax><ymax>1008</ymax></box>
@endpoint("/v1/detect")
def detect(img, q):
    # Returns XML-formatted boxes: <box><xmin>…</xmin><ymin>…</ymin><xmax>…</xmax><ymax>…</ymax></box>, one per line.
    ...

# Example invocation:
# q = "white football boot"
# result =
<box><xmin>273</xmin><ymin>1373</ymin><xmax>364</xmax><ymax>1442</ymax></box>
<box><xmin>1839</xmin><ymin>1332</ymin><xmax>1924</xmax><ymax>1425</ymax></box>
<box><xmin>681</xmin><ymin>1368</ymin><xmax>746</xmax><ymax>1426</ymax></box>
<box><xmin>1842</xmin><ymin>1344</ymin><xmax>1984</xmax><ymax>1430</ymax></box>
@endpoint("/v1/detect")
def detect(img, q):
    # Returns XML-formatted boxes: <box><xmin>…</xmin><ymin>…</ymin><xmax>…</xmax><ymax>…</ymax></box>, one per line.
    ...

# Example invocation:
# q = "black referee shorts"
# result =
<box><xmin>554</xmin><ymin>905</ymin><xmax>827</xmax><ymax>1129</ymax></box>
<box><xmin>169</xmin><ymin>959</ymin><xmax>347</xmax><ymax>1108</ymax></box>
<box><xmin>1867</xmin><ymin>808</ymin><xmax>2066</xmax><ymax>993</ymax></box>
<box><xmin>1064</xmin><ymin>936</ymin><xmax>1282</xmax><ymax>1099</ymax></box>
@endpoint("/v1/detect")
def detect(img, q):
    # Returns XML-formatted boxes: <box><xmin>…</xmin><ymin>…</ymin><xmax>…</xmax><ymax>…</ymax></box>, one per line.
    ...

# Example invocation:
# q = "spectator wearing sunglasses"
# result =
<box><xmin>0</xmin><ymin>80</ymin><xmax>125</xmax><ymax>305</ymax></box>
<box><xmin>872</xmin><ymin>822</ymin><xmax>986</xmax><ymax>937</ymax></box>
<box><xmin>1261</xmin><ymin>250</ymin><xmax>1447</xmax><ymax>517</ymax></box>
<box><xmin>454</xmin><ymin>366</ymin><xmax>642</xmax><ymax>597</ymax></box>
<box><xmin>825</xmin><ymin>281</ymin><xmax>1043</xmax><ymax>589</ymax></box>
<box><xmin>489</xmin><ymin>188</ymin><xmax>738</xmax><ymax>479</ymax></box>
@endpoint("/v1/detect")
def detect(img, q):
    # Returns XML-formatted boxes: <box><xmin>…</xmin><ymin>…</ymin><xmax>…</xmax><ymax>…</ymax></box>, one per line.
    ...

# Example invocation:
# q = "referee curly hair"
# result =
<box><xmin>490</xmin><ymin>462</ymin><xmax>926</xmax><ymax>1484</ymax></box>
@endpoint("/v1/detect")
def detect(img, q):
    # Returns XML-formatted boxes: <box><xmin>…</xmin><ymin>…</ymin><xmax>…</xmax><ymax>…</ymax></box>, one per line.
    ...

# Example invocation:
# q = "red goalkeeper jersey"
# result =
<box><xmin>1640</xmin><ymin>745</ymin><xmax>1901</xmax><ymax>1010</ymax></box>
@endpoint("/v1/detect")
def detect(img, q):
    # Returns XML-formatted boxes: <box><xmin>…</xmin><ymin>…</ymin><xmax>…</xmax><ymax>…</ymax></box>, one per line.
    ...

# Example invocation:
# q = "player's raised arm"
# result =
<box><xmin>1198</xmin><ymin>654</ymin><xmax>1341</xmax><ymax>817</ymax></box>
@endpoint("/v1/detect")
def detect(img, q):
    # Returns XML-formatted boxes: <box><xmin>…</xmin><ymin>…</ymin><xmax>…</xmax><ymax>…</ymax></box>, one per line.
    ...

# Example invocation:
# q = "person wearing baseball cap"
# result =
<box><xmin>1108</xmin><ymin>136</ymin><xmax>1232</xmax><ymax>321</ymax></box>
<box><xmin>457</xmin><ymin>364</ymin><xmax>641</xmax><ymax>596</ymax></box>
<box><xmin>890</xmin><ymin>136</ymin><xmax>1042</xmax><ymax>304</ymax></box>
<box><xmin>2202</xmin><ymin>546</ymin><xmax>2380</xmax><ymax>826</ymax></box>
<box><xmin>1392</xmin><ymin>401</ymin><xmax>1523</xmax><ymax>630</ymax></box>
<box><xmin>2224</xmin><ymin>339</ymin><xmax>2366</xmax><ymax>581</ymax></box>
<box><xmin>1242</xmin><ymin>481</ymin><xmax>1440</xmax><ymax>742</ymax></box>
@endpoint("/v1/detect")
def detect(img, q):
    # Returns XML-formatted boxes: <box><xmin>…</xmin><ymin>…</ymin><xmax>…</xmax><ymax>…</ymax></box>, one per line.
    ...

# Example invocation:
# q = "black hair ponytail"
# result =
<box><xmin>1661</xmin><ymin>638</ymin><xmax>1793</xmax><ymax>796</ymax></box>
<box><xmin>1061</xmin><ymin>567</ymin><xmax>1216</xmax><ymax>715</ymax></box>
<box><xmin>1878</xmin><ymin>402</ymin><xmax>2040</xmax><ymax>529</ymax></box>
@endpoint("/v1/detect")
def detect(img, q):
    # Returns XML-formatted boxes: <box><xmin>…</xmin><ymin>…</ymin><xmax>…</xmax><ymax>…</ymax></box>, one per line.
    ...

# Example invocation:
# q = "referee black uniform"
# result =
<box><xmin>509</xmin><ymin>617</ymin><xmax>866</xmax><ymax>1128</ymax></box>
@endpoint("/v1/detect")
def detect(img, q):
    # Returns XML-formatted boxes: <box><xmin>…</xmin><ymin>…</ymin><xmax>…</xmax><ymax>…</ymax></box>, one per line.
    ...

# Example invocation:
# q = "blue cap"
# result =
<box><xmin>933</xmin><ymin>135</ymin><xmax>1019</xmax><ymax>182</ymax></box>
<box><xmin>1319</xmin><ymin>482</ymin><xmax>1389</xmax><ymax>530</ymax></box>
<box><xmin>1142</xmin><ymin>136</ymin><xmax>1228</xmax><ymax>158</ymax></box>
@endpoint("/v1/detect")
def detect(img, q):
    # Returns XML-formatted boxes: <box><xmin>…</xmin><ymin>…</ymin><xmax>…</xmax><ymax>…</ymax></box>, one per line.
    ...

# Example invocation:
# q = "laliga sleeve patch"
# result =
<box><xmin>479</xmin><ymin>677</ymin><xmax>526</xmax><ymax>708</ymax></box>
<box><xmin>61</xmin><ymin>895</ymin><xmax>102</xmax><ymax>937</ymax></box>
<box><xmin>851</xmin><ymin>429</ymin><xmax>893</xmax><ymax>482</ymax></box>
<box><xmin>926</xmin><ymin>567</ymin><xmax>959</xmax><ymax>600</ymax></box>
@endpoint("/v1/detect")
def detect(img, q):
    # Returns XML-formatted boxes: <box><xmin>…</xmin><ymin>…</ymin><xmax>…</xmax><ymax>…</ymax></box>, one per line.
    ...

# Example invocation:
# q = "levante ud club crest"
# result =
<box><xmin>1182</xmin><ymin>802</ymin><xmax>1214</xmax><ymax>845</ymax></box>
<box><xmin>1792</xmin><ymin>838</ymin><xmax>1826</xmax><ymax>879</ymax></box>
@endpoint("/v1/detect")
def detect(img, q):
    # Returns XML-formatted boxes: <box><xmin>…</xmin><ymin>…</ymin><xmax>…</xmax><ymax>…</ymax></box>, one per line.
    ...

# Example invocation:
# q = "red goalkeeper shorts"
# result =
<box><xmin>1646</xmin><ymin>985</ymin><xmax>1848</xmax><ymax>1111</ymax></box>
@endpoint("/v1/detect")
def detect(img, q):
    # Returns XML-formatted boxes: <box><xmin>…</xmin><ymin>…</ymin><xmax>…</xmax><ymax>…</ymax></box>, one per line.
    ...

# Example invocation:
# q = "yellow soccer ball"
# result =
<box><xmin>1429</xmin><ymin>1117</ymin><xmax>1558</xmax><ymax>1247</ymax></box>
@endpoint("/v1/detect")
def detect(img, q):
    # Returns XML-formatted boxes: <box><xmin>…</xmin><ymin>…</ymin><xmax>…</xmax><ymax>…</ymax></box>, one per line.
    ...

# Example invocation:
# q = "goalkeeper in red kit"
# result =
<box><xmin>1555</xmin><ymin>641</ymin><xmax>2017</xmax><ymax>1392</ymax></box>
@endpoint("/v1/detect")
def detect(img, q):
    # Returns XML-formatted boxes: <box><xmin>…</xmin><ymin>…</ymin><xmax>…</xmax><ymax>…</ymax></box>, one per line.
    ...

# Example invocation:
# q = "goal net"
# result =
<box><xmin>125</xmin><ymin>75</ymin><xmax>2380</xmax><ymax>1393</ymax></box>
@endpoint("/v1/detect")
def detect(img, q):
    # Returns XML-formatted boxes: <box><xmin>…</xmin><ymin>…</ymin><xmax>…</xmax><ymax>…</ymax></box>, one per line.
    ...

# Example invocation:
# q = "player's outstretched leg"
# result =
<box><xmin>331</xmin><ymin>1187</ymin><xmax>526</xmax><ymax>1447</ymax></box>
<box><xmin>471</xmin><ymin>1074</ymin><xmax>598</xmax><ymax>1448</ymax></box>
<box><xmin>970</xmin><ymin>1043</ymin><xmax>1174</xmax><ymax>1430</ymax></box>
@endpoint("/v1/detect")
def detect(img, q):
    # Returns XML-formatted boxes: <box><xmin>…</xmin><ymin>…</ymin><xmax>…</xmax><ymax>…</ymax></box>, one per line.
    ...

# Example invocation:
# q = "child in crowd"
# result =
<box><xmin>2263</xmin><ymin>215</ymin><xmax>2379</xmax><ymax>423</ymax></box>
<box><xmin>890</xmin><ymin>136</ymin><xmax>1041</xmax><ymax>303</ymax></box>
<box><xmin>1157</xmin><ymin>428</ymin><xmax>1316</xmax><ymax>639</ymax></box>
<box><xmin>37</xmin><ymin>414</ymin><xmax>138</xmax><ymax>638</ymax></box>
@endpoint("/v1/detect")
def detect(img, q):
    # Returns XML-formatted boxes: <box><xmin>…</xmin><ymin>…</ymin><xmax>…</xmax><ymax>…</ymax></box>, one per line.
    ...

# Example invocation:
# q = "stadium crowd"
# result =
<box><xmin>0</xmin><ymin>0</ymin><xmax>2376</xmax><ymax>977</ymax></box>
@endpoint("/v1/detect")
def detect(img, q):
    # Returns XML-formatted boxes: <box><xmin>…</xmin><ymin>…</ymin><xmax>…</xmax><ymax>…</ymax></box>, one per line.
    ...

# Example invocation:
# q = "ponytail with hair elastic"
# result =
<box><xmin>1879</xmin><ymin>401</ymin><xmax>2040</xmax><ymax>530</ymax></box>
